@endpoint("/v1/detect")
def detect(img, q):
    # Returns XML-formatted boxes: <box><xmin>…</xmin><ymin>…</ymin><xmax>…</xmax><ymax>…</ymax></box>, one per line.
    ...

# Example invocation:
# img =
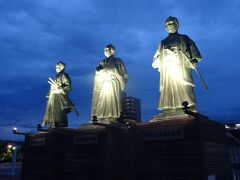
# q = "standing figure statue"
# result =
<box><xmin>42</xmin><ymin>61</ymin><xmax>78</xmax><ymax>128</ymax></box>
<box><xmin>91</xmin><ymin>44</ymin><xmax>128</xmax><ymax>123</ymax></box>
<box><xmin>152</xmin><ymin>16</ymin><xmax>202</xmax><ymax>116</ymax></box>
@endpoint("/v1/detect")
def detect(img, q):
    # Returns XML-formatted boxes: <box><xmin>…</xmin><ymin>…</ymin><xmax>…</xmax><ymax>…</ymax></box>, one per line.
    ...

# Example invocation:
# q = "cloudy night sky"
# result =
<box><xmin>0</xmin><ymin>0</ymin><xmax>240</xmax><ymax>140</ymax></box>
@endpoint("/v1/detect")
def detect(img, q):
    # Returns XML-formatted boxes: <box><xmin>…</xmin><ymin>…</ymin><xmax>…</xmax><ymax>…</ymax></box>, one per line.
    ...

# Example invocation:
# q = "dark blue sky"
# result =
<box><xmin>1</xmin><ymin>0</ymin><xmax>240</xmax><ymax>140</ymax></box>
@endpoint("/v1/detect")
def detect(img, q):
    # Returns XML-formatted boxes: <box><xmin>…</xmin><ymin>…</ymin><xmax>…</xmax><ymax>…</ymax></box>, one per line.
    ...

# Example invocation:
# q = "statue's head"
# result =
<box><xmin>165</xmin><ymin>16</ymin><xmax>179</xmax><ymax>34</ymax></box>
<box><xmin>56</xmin><ymin>61</ymin><xmax>65</xmax><ymax>73</ymax></box>
<box><xmin>104</xmin><ymin>44</ymin><xmax>115</xmax><ymax>58</ymax></box>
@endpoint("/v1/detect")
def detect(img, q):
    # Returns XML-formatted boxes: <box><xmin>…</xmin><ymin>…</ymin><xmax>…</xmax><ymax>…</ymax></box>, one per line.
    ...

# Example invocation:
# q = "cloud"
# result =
<box><xmin>1</xmin><ymin>0</ymin><xmax>240</xmax><ymax>139</ymax></box>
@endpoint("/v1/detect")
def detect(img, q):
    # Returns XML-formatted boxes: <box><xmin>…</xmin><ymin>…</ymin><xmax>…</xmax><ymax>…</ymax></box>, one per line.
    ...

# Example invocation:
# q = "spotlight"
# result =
<box><xmin>13</xmin><ymin>127</ymin><xmax>17</xmax><ymax>134</ymax></box>
<box><xmin>12</xmin><ymin>127</ymin><xmax>31</xmax><ymax>135</ymax></box>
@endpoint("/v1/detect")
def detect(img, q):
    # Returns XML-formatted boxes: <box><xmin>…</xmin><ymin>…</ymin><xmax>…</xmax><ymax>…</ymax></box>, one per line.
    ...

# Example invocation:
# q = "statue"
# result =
<box><xmin>42</xmin><ymin>61</ymin><xmax>78</xmax><ymax>128</ymax></box>
<box><xmin>91</xmin><ymin>44</ymin><xmax>128</xmax><ymax>123</ymax></box>
<box><xmin>152</xmin><ymin>16</ymin><xmax>202</xmax><ymax>116</ymax></box>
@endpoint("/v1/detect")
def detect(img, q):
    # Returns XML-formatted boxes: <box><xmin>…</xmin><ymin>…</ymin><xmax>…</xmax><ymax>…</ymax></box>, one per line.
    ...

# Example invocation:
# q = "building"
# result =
<box><xmin>122</xmin><ymin>96</ymin><xmax>141</xmax><ymax>122</ymax></box>
<box><xmin>225</xmin><ymin>123</ymin><xmax>240</xmax><ymax>180</ymax></box>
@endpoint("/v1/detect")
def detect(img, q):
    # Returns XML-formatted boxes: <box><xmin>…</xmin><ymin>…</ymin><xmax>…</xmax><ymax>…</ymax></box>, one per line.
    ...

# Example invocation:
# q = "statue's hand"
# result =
<box><xmin>50</xmin><ymin>83</ymin><xmax>58</xmax><ymax>90</ymax></box>
<box><xmin>96</xmin><ymin>65</ymin><xmax>104</xmax><ymax>71</ymax></box>
<box><xmin>152</xmin><ymin>58</ymin><xmax>160</xmax><ymax>69</ymax></box>
<box><xmin>191</xmin><ymin>59</ymin><xmax>198</xmax><ymax>64</ymax></box>
<box><xmin>190</xmin><ymin>59</ymin><xmax>198</xmax><ymax>69</ymax></box>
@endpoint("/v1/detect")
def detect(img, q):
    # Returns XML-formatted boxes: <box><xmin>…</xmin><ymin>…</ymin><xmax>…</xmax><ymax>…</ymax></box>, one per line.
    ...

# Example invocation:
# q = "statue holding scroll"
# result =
<box><xmin>42</xmin><ymin>61</ymin><xmax>78</xmax><ymax>128</ymax></box>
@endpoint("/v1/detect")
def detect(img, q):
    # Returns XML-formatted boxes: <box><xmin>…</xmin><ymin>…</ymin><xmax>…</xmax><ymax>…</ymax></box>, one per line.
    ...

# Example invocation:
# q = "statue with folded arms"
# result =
<box><xmin>152</xmin><ymin>16</ymin><xmax>202</xmax><ymax>116</ymax></box>
<box><xmin>42</xmin><ymin>61</ymin><xmax>78</xmax><ymax>128</ymax></box>
<box><xmin>91</xmin><ymin>44</ymin><xmax>128</xmax><ymax>123</ymax></box>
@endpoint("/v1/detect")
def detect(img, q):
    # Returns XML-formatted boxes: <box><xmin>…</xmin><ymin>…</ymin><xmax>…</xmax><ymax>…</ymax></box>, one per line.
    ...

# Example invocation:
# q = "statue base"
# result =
<box><xmin>151</xmin><ymin>109</ymin><xmax>190</xmax><ymax>122</ymax></box>
<box><xmin>91</xmin><ymin>117</ymin><xmax>119</xmax><ymax>124</ymax></box>
<box><xmin>21</xmin><ymin>115</ymin><xmax>232</xmax><ymax>180</ymax></box>
<box><xmin>97</xmin><ymin>117</ymin><xmax>118</xmax><ymax>124</ymax></box>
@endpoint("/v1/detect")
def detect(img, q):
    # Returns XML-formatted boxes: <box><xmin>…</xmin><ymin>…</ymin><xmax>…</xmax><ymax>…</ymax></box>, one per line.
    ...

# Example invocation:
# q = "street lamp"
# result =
<box><xmin>13</xmin><ymin>127</ymin><xmax>17</xmax><ymax>134</ymax></box>
<box><xmin>11</xmin><ymin>146</ymin><xmax>17</xmax><ymax>175</ymax></box>
<box><xmin>12</xmin><ymin>127</ymin><xmax>31</xmax><ymax>135</ymax></box>
<box><xmin>7</xmin><ymin>144</ymin><xmax>12</xmax><ymax>149</ymax></box>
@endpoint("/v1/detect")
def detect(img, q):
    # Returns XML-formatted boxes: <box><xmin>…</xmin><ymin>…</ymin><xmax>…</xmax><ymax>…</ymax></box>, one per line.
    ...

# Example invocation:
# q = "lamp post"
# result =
<box><xmin>12</xmin><ymin>127</ymin><xmax>30</xmax><ymax>135</ymax></box>
<box><xmin>11</xmin><ymin>146</ymin><xmax>16</xmax><ymax>175</ymax></box>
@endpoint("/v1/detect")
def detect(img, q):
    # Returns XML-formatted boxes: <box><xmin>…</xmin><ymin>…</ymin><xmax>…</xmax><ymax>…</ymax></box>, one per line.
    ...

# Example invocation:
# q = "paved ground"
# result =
<box><xmin>0</xmin><ymin>162</ymin><xmax>22</xmax><ymax>179</ymax></box>
<box><xmin>0</xmin><ymin>177</ymin><xmax>22</xmax><ymax>180</ymax></box>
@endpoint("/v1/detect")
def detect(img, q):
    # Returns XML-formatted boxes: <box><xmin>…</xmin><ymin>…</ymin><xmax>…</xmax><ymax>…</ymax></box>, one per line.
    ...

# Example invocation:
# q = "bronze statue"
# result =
<box><xmin>152</xmin><ymin>16</ymin><xmax>203</xmax><ymax>115</ymax></box>
<box><xmin>42</xmin><ymin>61</ymin><xmax>77</xmax><ymax>128</ymax></box>
<box><xmin>91</xmin><ymin>44</ymin><xmax>128</xmax><ymax>123</ymax></box>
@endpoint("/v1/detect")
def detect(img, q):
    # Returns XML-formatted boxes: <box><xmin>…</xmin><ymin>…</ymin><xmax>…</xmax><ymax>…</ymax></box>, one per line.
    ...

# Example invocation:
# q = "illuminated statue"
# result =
<box><xmin>91</xmin><ymin>44</ymin><xmax>128</xmax><ymax>123</ymax></box>
<box><xmin>152</xmin><ymin>16</ymin><xmax>202</xmax><ymax>115</ymax></box>
<box><xmin>42</xmin><ymin>61</ymin><xmax>77</xmax><ymax>128</ymax></box>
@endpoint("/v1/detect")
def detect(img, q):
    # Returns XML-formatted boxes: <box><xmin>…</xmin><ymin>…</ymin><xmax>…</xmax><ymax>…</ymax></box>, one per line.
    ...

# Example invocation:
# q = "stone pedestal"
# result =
<box><xmin>22</xmin><ymin>115</ymin><xmax>232</xmax><ymax>180</ymax></box>
<box><xmin>21</xmin><ymin>128</ymin><xmax>79</xmax><ymax>180</ymax></box>
<box><xmin>135</xmin><ymin>115</ymin><xmax>232</xmax><ymax>180</ymax></box>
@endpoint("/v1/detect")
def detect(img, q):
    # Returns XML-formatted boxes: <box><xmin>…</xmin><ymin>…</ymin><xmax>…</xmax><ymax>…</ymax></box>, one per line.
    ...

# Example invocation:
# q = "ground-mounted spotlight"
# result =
<box><xmin>117</xmin><ymin>112</ymin><xmax>126</xmax><ymax>124</ymax></box>
<box><xmin>182</xmin><ymin>101</ymin><xmax>190</xmax><ymax>111</ymax></box>
<box><xmin>37</xmin><ymin>124</ymin><xmax>50</xmax><ymax>132</ymax></box>
<box><xmin>182</xmin><ymin>101</ymin><xmax>208</xmax><ymax>119</ymax></box>
<box><xmin>182</xmin><ymin>101</ymin><xmax>197</xmax><ymax>116</ymax></box>
<box><xmin>90</xmin><ymin>116</ymin><xmax>110</xmax><ymax>127</ymax></box>
<box><xmin>92</xmin><ymin>116</ymin><xmax>98</xmax><ymax>124</ymax></box>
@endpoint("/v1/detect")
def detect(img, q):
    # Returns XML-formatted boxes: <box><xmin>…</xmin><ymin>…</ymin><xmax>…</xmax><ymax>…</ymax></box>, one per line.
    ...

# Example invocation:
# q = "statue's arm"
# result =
<box><xmin>152</xmin><ymin>43</ymin><xmax>162</xmax><ymax>69</ymax></box>
<box><xmin>46</xmin><ymin>90</ymin><xmax>50</xmax><ymax>99</ymax></box>
<box><xmin>111</xmin><ymin>59</ymin><xmax>128</xmax><ymax>83</ymax></box>
<box><xmin>185</xmin><ymin>36</ymin><xmax>202</xmax><ymax>63</ymax></box>
<box><xmin>96</xmin><ymin>60</ymin><xmax>105</xmax><ymax>71</ymax></box>
<box><xmin>60</xmin><ymin>74</ymin><xmax>71</xmax><ymax>94</ymax></box>
<box><xmin>118</xmin><ymin>59</ymin><xmax>128</xmax><ymax>83</ymax></box>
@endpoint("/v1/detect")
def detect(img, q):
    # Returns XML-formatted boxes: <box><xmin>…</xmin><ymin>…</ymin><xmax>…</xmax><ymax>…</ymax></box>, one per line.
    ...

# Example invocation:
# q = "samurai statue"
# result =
<box><xmin>42</xmin><ymin>61</ymin><xmax>78</xmax><ymax>128</ymax></box>
<box><xmin>91</xmin><ymin>44</ymin><xmax>128</xmax><ymax>123</ymax></box>
<box><xmin>152</xmin><ymin>16</ymin><xmax>202</xmax><ymax>115</ymax></box>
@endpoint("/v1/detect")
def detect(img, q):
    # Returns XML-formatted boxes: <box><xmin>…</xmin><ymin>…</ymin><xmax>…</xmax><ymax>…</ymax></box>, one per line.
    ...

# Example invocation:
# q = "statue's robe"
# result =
<box><xmin>91</xmin><ymin>56</ymin><xmax>128</xmax><ymax>122</ymax></box>
<box><xmin>42</xmin><ymin>72</ymin><xmax>75</xmax><ymax>127</ymax></box>
<box><xmin>152</xmin><ymin>33</ymin><xmax>201</xmax><ymax>110</ymax></box>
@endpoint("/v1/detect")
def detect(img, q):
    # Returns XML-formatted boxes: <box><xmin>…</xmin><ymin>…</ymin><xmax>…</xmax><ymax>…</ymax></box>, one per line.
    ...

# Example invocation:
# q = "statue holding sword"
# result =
<box><xmin>152</xmin><ymin>16</ymin><xmax>207</xmax><ymax>116</ymax></box>
<box><xmin>42</xmin><ymin>61</ymin><xmax>78</xmax><ymax>128</ymax></box>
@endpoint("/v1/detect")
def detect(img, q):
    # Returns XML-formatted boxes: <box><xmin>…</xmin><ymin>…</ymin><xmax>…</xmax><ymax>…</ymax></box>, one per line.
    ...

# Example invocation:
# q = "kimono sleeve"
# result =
<box><xmin>185</xmin><ymin>35</ymin><xmax>202</xmax><ymax>62</ymax></box>
<box><xmin>152</xmin><ymin>42</ymin><xmax>163</xmax><ymax>69</ymax></box>
<box><xmin>61</xmin><ymin>73</ymin><xmax>72</xmax><ymax>94</ymax></box>
<box><xmin>117</xmin><ymin>59</ymin><xmax>128</xmax><ymax>83</ymax></box>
